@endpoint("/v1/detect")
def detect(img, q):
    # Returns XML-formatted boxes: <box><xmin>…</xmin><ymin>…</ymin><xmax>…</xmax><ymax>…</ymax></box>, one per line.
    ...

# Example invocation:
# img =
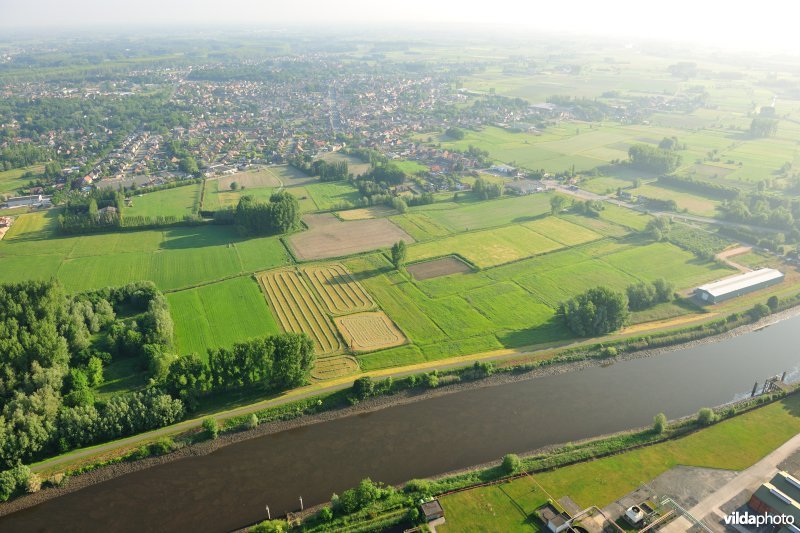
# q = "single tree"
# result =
<box><xmin>653</xmin><ymin>413</ymin><xmax>667</xmax><ymax>434</ymax></box>
<box><xmin>391</xmin><ymin>240</ymin><xmax>407</xmax><ymax>270</ymax></box>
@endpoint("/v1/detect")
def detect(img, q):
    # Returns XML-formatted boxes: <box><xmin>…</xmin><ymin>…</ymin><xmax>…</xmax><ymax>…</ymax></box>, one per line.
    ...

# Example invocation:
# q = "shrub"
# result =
<box><xmin>149</xmin><ymin>437</ymin><xmax>174</xmax><ymax>456</ymax></box>
<box><xmin>423</xmin><ymin>371</ymin><xmax>439</xmax><ymax>388</ymax></box>
<box><xmin>0</xmin><ymin>470</ymin><xmax>15</xmax><ymax>501</ymax></box>
<box><xmin>246</xmin><ymin>413</ymin><xmax>259</xmax><ymax>430</ymax></box>
<box><xmin>250</xmin><ymin>520</ymin><xmax>288</xmax><ymax>532</ymax></box>
<box><xmin>318</xmin><ymin>506</ymin><xmax>334</xmax><ymax>522</ymax></box>
<box><xmin>696</xmin><ymin>407</ymin><xmax>716</xmax><ymax>426</ymax></box>
<box><xmin>502</xmin><ymin>453</ymin><xmax>521</xmax><ymax>474</ymax></box>
<box><xmin>203</xmin><ymin>417</ymin><xmax>219</xmax><ymax>440</ymax></box>
<box><xmin>653</xmin><ymin>413</ymin><xmax>667</xmax><ymax>434</ymax></box>
<box><xmin>748</xmin><ymin>303</ymin><xmax>771</xmax><ymax>321</ymax></box>
<box><xmin>351</xmin><ymin>376</ymin><xmax>375</xmax><ymax>401</ymax></box>
<box><xmin>25</xmin><ymin>473</ymin><xmax>42</xmax><ymax>493</ymax></box>
<box><xmin>767</xmin><ymin>295</ymin><xmax>780</xmax><ymax>311</ymax></box>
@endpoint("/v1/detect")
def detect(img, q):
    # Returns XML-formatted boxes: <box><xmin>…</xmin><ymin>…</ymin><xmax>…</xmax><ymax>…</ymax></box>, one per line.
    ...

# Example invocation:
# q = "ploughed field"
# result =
<box><xmin>407</xmin><ymin>256</ymin><xmax>473</xmax><ymax>281</ymax></box>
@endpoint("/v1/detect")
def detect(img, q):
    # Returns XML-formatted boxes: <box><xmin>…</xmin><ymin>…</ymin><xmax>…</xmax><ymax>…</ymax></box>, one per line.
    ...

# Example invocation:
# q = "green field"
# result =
<box><xmin>305</xmin><ymin>181</ymin><xmax>362</xmax><ymax>210</ymax></box>
<box><xmin>419</xmin><ymin>193</ymin><xmax>555</xmax><ymax>232</ymax></box>
<box><xmin>125</xmin><ymin>183</ymin><xmax>201</xmax><ymax>218</ymax></box>
<box><xmin>167</xmin><ymin>276</ymin><xmax>281</xmax><ymax>358</ymax></box>
<box><xmin>0</xmin><ymin>211</ymin><xmax>292</xmax><ymax>291</ymax></box>
<box><xmin>439</xmin><ymin>394</ymin><xmax>800</xmax><ymax>532</ymax></box>
<box><xmin>0</xmin><ymin>165</ymin><xmax>43</xmax><ymax>194</ymax></box>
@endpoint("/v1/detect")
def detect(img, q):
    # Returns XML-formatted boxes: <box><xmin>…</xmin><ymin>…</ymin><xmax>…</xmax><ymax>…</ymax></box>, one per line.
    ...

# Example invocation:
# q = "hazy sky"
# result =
<box><xmin>0</xmin><ymin>0</ymin><xmax>796</xmax><ymax>54</ymax></box>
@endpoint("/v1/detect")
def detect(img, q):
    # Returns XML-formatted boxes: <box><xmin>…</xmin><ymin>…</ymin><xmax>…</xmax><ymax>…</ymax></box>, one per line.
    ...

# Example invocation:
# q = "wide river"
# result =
<box><xmin>3</xmin><ymin>316</ymin><xmax>800</xmax><ymax>532</ymax></box>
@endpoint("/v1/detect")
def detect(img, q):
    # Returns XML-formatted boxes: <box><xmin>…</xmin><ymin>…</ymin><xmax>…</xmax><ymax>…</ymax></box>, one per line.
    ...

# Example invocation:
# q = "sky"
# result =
<box><xmin>0</xmin><ymin>0</ymin><xmax>796</xmax><ymax>54</ymax></box>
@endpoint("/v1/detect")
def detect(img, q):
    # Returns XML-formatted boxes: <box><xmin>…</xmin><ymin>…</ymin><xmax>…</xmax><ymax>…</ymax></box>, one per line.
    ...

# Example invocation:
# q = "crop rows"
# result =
<box><xmin>303</xmin><ymin>263</ymin><xmax>374</xmax><ymax>315</ymax></box>
<box><xmin>335</xmin><ymin>312</ymin><xmax>406</xmax><ymax>352</ymax></box>
<box><xmin>259</xmin><ymin>270</ymin><xmax>342</xmax><ymax>355</ymax></box>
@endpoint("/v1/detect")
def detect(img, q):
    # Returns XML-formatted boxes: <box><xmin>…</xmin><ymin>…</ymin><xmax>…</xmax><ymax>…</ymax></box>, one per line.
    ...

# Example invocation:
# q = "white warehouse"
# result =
<box><xmin>695</xmin><ymin>268</ymin><xmax>784</xmax><ymax>304</ymax></box>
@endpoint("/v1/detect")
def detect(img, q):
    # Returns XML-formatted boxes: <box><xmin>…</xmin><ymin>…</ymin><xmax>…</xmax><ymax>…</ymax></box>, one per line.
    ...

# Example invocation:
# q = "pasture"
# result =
<box><xmin>389</xmin><ymin>212</ymin><xmax>452</xmax><ymax>241</ymax></box>
<box><xmin>125</xmin><ymin>183</ymin><xmax>201</xmax><ymax>218</ymax></box>
<box><xmin>419</xmin><ymin>193</ymin><xmax>554</xmax><ymax>232</ymax></box>
<box><xmin>258</xmin><ymin>269</ymin><xmax>342</xmax><ymax>355</ymax></box>
<box><xmin>407</xmin><ymin>224</ymin><xmax>563</xmax><ymax>268</ymax></box>
<box><xmin>334</xmin><ymin>311</ymin><xmax>406</xmax><ymax>352</ymax></box>
<box><xmin>288</xmin><ymin>213</ymin><xmax>414</xmax><ymax>261</ymax></box>
<box><xmin>632</xmin><ymin>182</ymin><xmax>721</xmax><ymax>216</ymax></box>
<box><xmin>167</xmin><ymin>276</ymin><xmax>280</xmax><ymax>359</ymax></box>
<box><xmin>406</xmin><ymin>216</ymin><xmax>601</xmax><ymax>269</ymax></box>
<box><xmin>0</xmin><ymin>165</ymin><xmax>43</xmax><ymax>194</ymax></box>
<box><xmin>0</xmin><ymin>212</ymin><xmax>292</xmax><ymax>291</ymax></box>
<box><xmin>305</xmin><ymin>181</ymin><xmax>362</xmax><ymax>210</ymax></box>
<box><xmin>318</xmin><ymin>151</ymin><xmax>371</xmax><ymax>177</ymax></box>
<box><xmin>303</xmin><ymin>263</ymin><xmax>374</xmax><ymax>315</ymax></box>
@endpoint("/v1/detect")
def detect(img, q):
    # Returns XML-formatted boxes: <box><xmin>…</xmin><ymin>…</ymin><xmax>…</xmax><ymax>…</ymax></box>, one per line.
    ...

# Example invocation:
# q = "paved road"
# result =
<box><xmin>661</xmin><ymin>431</ymin><xmax>800</xmax><ymax>532</ymax></box>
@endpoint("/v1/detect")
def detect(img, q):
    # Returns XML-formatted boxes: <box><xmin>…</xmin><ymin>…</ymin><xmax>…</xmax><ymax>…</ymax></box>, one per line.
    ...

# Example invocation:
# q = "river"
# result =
<box><xmin>3</xmin><ymin>316</ymin><xmax>800</xmax><ymax>532</ymax></box>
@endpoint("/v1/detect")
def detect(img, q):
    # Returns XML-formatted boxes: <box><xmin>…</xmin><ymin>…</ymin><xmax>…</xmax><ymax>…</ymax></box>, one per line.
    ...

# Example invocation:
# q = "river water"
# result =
<box><xmin>3</xmin><ymin>316</ymin><xmax>800</xmax><ymax>532</ymax></box>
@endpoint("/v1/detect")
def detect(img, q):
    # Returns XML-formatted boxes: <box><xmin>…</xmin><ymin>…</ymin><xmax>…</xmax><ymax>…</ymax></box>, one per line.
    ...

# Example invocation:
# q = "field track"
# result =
<box><xmin>303</xmin><ymin>263</ymin><xmax>374</xmax><ymax>315</ymax></box>
<box><xmin>258</xmin><ymin>269</ymin><xmax>342</xmax><ymax>355</ymax></box>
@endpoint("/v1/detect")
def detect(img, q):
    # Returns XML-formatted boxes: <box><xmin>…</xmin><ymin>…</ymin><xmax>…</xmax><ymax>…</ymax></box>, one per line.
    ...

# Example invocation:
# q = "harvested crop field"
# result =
<box><xmin>288</xmin><ymin>213</ymin><xmax>414</xmax><ymax>261</ymax></box>
<box><xmin>310</xmin><ymin>355</ymin><xmax>360</xmax><ymax>381</ymax></box>
<box><xmin>303</xmin><ymin>263</ymin><xmax>374</xmax><ymax>315</ymax></box>
<box><xmin>258</xmin><ymin>269</ymin><xmax>342</xmax><ymax>355</ymax></box>
<box><xmin>407</xmin><ymin>256</ymin><xmax>473</xmax><ymax>281</ymax></box>
<box><xmin>334</xmin><ymin>312</ymin><xmax>406</xmax><ymax>352</ymax></box>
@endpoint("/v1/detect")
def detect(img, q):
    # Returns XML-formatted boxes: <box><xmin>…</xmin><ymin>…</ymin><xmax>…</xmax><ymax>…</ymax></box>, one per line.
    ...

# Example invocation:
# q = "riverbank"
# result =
<box><xmin>3</xmin><ymin>304</ymin><xmax>799</xmax><ymax>520</ymax></box>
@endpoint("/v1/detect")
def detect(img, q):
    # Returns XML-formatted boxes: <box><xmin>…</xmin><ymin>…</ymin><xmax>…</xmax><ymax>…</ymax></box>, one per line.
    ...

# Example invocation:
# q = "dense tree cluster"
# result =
<box><xmin>472</xmin><ymin>177</ymin><xmax>502</xmax><ymax>200</ymax></box>
<box><xmin>628</xmin><ymin>144</ymin><xmax>681</xmax><ymax>174</ymax></box>
<box><xmin>233</xmin><ymin>192</ymin><xmax>301</xmax><ymax>235</ymax></box>
<box><xmin>750</xmin><ymin>116</ymin><xmax>778</xmax><ymax>138</ymax></box>
<box><xmin>445</xmin><ymin>126</ymin><xmax>466</xmax><ymax>140</ymax></box>
<box><xmin>0</xmin><ymin>281</ymin><xmax>181</xmax><ymax>472</ymax></box>
<box><xmin>166</xmin><ymin>334</ymin><xmax>315</xmax><ymax>410</ymax></box>
<box><xmin>720</xmin><ymin>192</ymin><xmax>800</xmax><ymax>235</ymax></box>
<box><xmin>558</xmin><ymin>287</ymin><xmax>630</xmax><ymax>336</ymax></box>
<box><xmin>0</xmin><ymin>144</ymin><xmax>51</xmax><ymax>171</ymax></box>
<box><xmin>626</xmin><ymin>279</ymin><xmax>674</xmax><ymax>311</ymax></box>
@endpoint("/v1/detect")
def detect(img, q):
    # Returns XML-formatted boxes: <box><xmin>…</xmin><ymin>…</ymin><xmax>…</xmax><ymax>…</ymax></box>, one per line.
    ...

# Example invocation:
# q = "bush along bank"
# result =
<box><xmin>8</xmin><ymin>292</ymin><xmax>799</xmax><ymax>509</ymax></box>
<box><xmin>284</xmin><ymin>389</ymin><xmax>792</xmax><ymax>533</ymax></box>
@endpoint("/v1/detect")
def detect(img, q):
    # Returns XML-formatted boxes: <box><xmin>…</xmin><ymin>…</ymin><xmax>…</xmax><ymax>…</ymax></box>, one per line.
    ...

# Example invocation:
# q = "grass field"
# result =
<box><xmin>439</xmin><ymin>394</ymin><xmax>800</xmax><ymax>532</ymax></box>
<box><xmin>305</xmin><ymin>181</ymin><xmax>362</xmax><ymax>210</ymax></box>
<box><xmin>0</xmin><ymin>165</ymin><xmax>43</xmax><ymax>194</ymax></box>
<box><xmin>258</xmin><ymin>269</ymin><xmax>342</xmax><ymax>355</ymax></box>
<box><xmin>420</xmin><ymin>193</ymin><xmax>555</xmax><ymax>232</ymax></box>
<box><xmin>631</xmin><ymin>182</ymin><xmax>721</xmax><ymax>216</ymax></box>
<box><xmin>406</xmin><ymin>216</ymin><xmax>601</xmax><ymax>269</ymax></box>
<box><xmin>167</xmin><ymin>276</ymin><xmax>281</xmax><ymax>358</ymax></box>
<box><xmin>125</xmin><ymin>183</ymin><xmax>201</xmax><ymax>218</ymax></box>
<box><xmin>407</xmin><ymin>224</ymin><xmax>564</xmax><ymax>268</ymax></box>
<box><xmin>0</xmin><ymin>211</ymin><xmax>292</xmax><ymax>291</ymax></box>
<box><xmin>303</xmin><ymin>263</ymin><xmax>375</xmax><ymax>315</ymax></box>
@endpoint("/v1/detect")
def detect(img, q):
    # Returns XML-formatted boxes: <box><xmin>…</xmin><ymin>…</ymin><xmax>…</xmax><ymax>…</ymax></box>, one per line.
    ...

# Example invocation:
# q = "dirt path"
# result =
<box><xmin>715</xmin><ymin>246</ymin><xmax>752</xmax><ymax>273</ymax></box>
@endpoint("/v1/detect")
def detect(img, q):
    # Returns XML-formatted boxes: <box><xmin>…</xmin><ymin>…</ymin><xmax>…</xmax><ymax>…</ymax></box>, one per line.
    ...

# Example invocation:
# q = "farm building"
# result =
<box><xmin>694</xmin><ymin>268</ymin><xmax>784</xmax><ymax>304</ymax></box>
<box><xmin>748</xmin><ymin>471</ymin><xmax>800</xmax><ymax>527</ymax></box>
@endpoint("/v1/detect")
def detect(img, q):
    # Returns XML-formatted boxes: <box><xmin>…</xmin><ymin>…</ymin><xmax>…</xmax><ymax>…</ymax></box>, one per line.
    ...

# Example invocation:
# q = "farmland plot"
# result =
<box><xmin>258</xmin><ymin>269</ymin><xmax>342</xmax><ymax>355</ymax></box>
<box><xmin>334</xmin><ymin>312</ymin><xmax>406</xmax><ymax>352</ymax></box>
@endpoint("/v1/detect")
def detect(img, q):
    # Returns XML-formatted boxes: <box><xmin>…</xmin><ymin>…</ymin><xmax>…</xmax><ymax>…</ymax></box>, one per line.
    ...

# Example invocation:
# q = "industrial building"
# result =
<box><xmin>748</xmin><ymin>471</ymin><xmax>800</xmax><ymax>531</ymax></box>
<box><xmin>694</xmin><ymin>268</ymin><xmax>784</xmax><ymax>304</ymax></box>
